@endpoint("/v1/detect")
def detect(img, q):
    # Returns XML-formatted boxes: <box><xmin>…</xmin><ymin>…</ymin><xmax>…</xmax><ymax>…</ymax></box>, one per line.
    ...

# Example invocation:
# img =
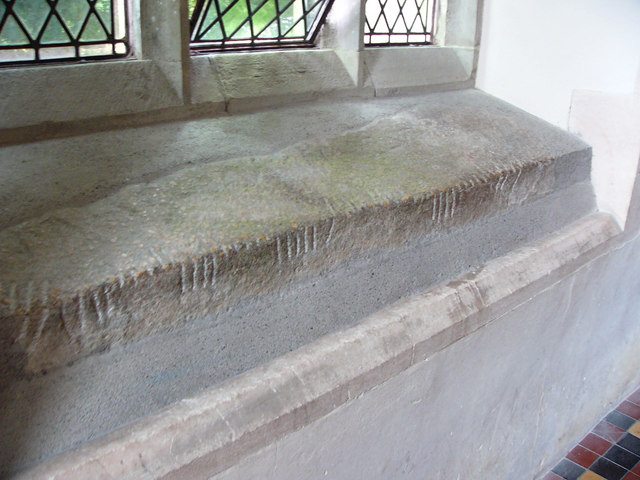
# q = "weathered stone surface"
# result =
<box><xmin>0</xmin><ymin>60</ymin><xmax>183</xmax><ymax>129</ymax></box>
<box><xmin>0</xmin><ymin>95</ymin><xmax>415</xmax><ymax>231</ymax></box>
<box><xmin>212</xmin><ymin>49</ymin><xmax>368</xmax><ymax>112</ymax></box>
<box><xmin>363</xmin><ymin>46</ymin><xmax>475</xmax><ymax>96</ymax></box>
<box><xmin>0</xmin><ymin>90</ymin><xmax>593</xmax><ymax>379</ymax></box>
<box><xmin>12</xmin><ymin>214</ymin><xmax>622</xmax><ymax>480</ymax></box>
<box><xmin>189</xmin><ymin>56</ymin><xmax>227</xmax><ymax>106</ymax></box>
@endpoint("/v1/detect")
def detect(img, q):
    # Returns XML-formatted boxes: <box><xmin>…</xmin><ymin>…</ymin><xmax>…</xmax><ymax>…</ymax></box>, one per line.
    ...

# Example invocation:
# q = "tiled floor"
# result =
<box><xmin>543</xmin><ymin>387</ymin><xmax>640</xmax><ymax>480</ymax></box>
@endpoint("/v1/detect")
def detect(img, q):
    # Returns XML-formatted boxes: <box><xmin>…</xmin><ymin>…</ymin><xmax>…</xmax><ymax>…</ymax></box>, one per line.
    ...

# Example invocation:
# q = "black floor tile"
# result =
<box><xmin>542</xmin><ymin>387</ymin><xmax>640</xmax><ymax>480</ymax></box>
<box><xmin>590</xmin><ymin>456</ymin><xmax>628</xmax><ymax>480</ymax></box>
<box><xmin>551</xmin><ymin>459</ymin><xmax>586</xmax><ymax>480</ymax></box>
<box><xmin>618</xmin><ymin>434</ymin><xmax>640</xmax><ymax>457</ymax></box>
<box><xmin>604</xmin><ymin>444</ymin><xmax>640</xmax><ymax>470</ymax></box>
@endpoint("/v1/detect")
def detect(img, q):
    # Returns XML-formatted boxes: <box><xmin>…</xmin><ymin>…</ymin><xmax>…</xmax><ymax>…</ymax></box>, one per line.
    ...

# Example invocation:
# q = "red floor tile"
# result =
<box><xmin>544</xmin><ymin>385</ymin><xmax>640</xmax><ymax>480</ymax></box>
<box><xmin>594</xmin><ymin>420</ymin><xmax>627</xmax><ymax>442</ymax></box>
<box><xmin>618</xmin><ymin>401</ymin><xmax>640</xmax><ymax>420</ymax></box>
<box><xmin>567</xmin><ymin>444</ymin><xmax>600</xmax><ymax>468</ymax></box>
<box><xmin>541</xmin><ymin>472</ymin><xmax>564</xmax><ymax>480</ymax></box>
<box><xmin>628</xmin><ymin>389</ymin><xmax>640</xmax><ymax>407</ymax></box>
<box><xmin>580</xmin><ymin>433</ymin><xmax>614</xmax><ymax>455</ymax></box>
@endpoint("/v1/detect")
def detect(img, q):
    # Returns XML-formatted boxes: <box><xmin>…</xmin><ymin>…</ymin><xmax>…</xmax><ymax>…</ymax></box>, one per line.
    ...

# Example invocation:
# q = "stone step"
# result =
<box><xmin>0</xmin><ymin>90</ymin><xmax>593</xmax><ymax>380</ymax></box>
<box><xmin>0</xmin><ymin>89</ymin><xmax>598</xmax><ymax>474</ymax></box>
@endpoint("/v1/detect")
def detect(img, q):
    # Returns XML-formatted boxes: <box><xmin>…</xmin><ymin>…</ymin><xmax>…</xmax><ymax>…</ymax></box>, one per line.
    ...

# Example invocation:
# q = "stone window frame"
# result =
<box><xmin>0</xmin><ymin>1</ymin><xmax>190</xmax><ymax>131</ymax></box>
<box><xmin>0</xmin><ymin>0</ymin><xmax>482</xmax><ymax>131</ymax></box>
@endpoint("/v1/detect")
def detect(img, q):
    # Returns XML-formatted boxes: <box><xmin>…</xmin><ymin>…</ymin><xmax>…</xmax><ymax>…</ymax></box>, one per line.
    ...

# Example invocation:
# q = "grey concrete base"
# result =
<box><xmin>12</xmin><ymin>213</ymin><xmax>628</xmax><ymax>479</ymax></box>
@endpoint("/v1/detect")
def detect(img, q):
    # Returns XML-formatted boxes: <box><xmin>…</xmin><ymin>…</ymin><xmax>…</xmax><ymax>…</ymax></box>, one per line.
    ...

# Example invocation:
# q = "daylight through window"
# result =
<box><xmin>364</xmin><ymin>0</ymin><xmax>437</xmax><ymax>46</ymax></box>
<box><xmin>0</xmin><ymin>0</ymin><xmax>128</xmax><ymax>65</ymax></box>
<box><xmin>189</xmin><ymin>0</ymin><xmax>334</xmax><ymax>51</ymax></box>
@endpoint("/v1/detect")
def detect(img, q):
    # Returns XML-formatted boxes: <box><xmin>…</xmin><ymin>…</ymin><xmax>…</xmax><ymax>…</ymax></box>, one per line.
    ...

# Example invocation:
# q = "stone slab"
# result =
<box><xmin>0</xmin><ymin>95</ymin><xmax>416</xmax><ymax>231</ymax></box>
<box><xmin>0</xmin><ymin>89</ymin><xmax>594</xmax><ymax>378</ymax></box>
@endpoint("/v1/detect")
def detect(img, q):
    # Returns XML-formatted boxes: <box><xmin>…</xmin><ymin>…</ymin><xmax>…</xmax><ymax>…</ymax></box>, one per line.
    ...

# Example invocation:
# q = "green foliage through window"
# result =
<box><xmin>365</xmin><ymin>0</ymin><xmax>437</xmax><ymax>46</ymax></box>
<box><xmin>0</xmin><ymin>0</ymin><xmax>128</xmax><ymax>64</ymax></box>
<box><xmin>190</xmin><ymin>0</ymin><xmax>334</xmax><ymax>51</ymax></box>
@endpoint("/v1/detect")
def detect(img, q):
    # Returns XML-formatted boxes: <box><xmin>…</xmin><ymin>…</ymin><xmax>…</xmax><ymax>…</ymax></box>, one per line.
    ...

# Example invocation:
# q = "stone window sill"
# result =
<box><xmin>0</xmin><ymin>45</ymin><xmax>477</xmax><ymax>134</ymax></box>
<box><xmin>0</xmin><ymin>59</ymin><xmax>183</xmax><ymax>130</ymax></box>
<box><xmin>189</xmin><ymin>46</ymin><xmax>476</xmax><ymax>111</ymax></box>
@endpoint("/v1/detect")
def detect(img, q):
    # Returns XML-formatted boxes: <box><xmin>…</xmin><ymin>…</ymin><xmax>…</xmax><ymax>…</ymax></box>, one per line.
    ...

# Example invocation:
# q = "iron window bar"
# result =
<box><xmin>190</xmin><ymin>0</ymin><xmax>334</xmax><ymax>52</ymax></box>
<box><xmin>364</xmin><ymin>0</ymin><xmax>438</xmax><ymax>47</ymax></box>
<box><xmin>0</xmin><ymin>0</ymin><xmax>129</xmax><ymax>66</ymax></box>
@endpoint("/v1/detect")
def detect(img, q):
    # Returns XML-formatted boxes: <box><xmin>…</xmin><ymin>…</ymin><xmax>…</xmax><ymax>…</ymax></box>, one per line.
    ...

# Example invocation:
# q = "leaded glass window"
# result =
<box><xmin>0</xmin><ymin>0</ymin><xmax>128</xmax><ymax>65</ymax></box>
<box><xmin>189</xmin><ymin>0</ymin><xmax>334</xmax><ymax>51</ymax></box>
<box><xmin>365</xmin><ymin>0</ymin><xmax>437</xmax><ymax>46</ymax></box>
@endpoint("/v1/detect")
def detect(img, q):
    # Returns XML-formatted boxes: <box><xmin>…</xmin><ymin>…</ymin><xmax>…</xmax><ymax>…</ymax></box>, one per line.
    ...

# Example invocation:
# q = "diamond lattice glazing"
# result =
<box><xmin>190</xmin><ymin>0</ymin><xmax>334</xmax><ymax>51</ymax></box>
<box><xmin>364</xmin><ymin>0</ymin><xmax>437</xmax><ymax>46</ymax></box>
<box><xmin>0</xmin><ymin>0</ymin><xmax>128</xmax><ymax>65</ymax></box>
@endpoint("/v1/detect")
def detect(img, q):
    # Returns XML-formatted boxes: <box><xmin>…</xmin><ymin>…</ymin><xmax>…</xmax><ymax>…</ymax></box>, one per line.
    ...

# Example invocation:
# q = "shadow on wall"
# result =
<box><xmin>569</xmin><ymin>66</ymin><xmax>640</xmax><ymax>227</ymax></box>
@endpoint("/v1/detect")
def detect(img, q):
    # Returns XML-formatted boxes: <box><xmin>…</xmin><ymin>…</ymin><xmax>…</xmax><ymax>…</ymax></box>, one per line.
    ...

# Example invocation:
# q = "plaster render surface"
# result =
<box><xmin>12</xmin><ymin>213</ymin><xmax>626</xmax><ymax>480</ymax></box>
<box><xmin>476</xmin><ymin>0</ymin><xmax>640</xmax><ymax>129</ymax></box>
<box><xmin>210</xmin><ymin>228</ymin><xmax>640</xmax><ymax>480</ymax></box>
<box><xmin>363</xmin><ymin>47</ymin><xmax>475</xmax><ymax>96</ymax></box>
<box><xmin>569</xmin><ymin>83</ymin><xmax>640</xmax><ymax>225</ymax></box>
<box><xmin>476</xmin><ymin>0</ymin><xmax>640</xmax><ymax>225</ymax></box>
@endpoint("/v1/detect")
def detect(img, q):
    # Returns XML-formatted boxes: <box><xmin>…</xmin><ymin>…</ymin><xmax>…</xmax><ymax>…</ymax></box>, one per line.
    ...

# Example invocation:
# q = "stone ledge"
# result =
<box><xmin>190</xmin><ymin>49</ymin><xmax>374</xmax><ymax>112</ymax></box>
<box><xmin>0</xmin><ymin>60</ymin><xmax>183</xmax><ymax>130</ymax></box>
<box><xmin>13</xmin><ymin>213</ymin><xmax>620</xmax><ymax>480</ymax></box>
<box><xmin>0</xmin><ymin>89</ymin><xmax>594</xmax><ymax>378</ymax></box>
<box><xmin>363</xmin><ymin>47</ymin><xmax>475</xmax><ymax>96</ymax></box>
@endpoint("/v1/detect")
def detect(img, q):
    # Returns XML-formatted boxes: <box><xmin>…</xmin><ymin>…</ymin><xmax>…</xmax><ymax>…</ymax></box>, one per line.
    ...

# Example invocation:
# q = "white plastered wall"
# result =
<box><xmin>475</xmin><ymin>0</ymin><xmax>640</xmax><ymax>226</ymax></box>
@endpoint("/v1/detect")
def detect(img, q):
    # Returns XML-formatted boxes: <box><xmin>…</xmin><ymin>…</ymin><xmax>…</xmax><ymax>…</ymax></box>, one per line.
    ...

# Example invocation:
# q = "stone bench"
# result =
<box><xmin>0</xmin><ymin>89</ymin><xmax>597</xmax><ymax>475</ymax></box>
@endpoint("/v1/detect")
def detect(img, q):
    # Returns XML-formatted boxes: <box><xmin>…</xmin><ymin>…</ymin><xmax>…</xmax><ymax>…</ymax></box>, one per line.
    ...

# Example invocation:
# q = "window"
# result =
<box><xmin>364</xmin><ymin>0</ymin><xmax>438</xmax><ymax>46</ymax></box>
<box><xmin>189</xmin><ymin>0</ymin><xmax>334</xmax><ymax>51</ymax></box>
<box><xmin>0</xmin><ymin>0</ymin><xmax>480</xmax><ymax>130</ymax></box>
<box><xmin>0</xmin><ymin>0</ymin><xmax>128</xmax><ymax>65</ymax></box>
